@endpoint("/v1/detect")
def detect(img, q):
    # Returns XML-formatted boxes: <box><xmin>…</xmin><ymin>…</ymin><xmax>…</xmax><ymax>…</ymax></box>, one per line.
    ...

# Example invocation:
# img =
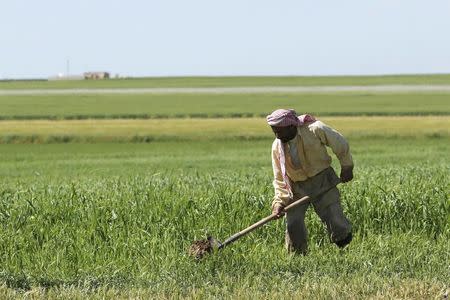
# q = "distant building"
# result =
<box><xmin>83</xmin><ymin>72</ymin><xmax>110</xmax><ymax>80</ymax></box>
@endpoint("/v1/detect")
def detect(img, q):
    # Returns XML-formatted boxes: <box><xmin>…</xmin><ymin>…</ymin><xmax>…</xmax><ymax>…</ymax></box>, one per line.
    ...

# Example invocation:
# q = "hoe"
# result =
<box><xmin>189</xmin><ymin>183</ymin><xmax>338</xmax><ymax>259</ymax></box>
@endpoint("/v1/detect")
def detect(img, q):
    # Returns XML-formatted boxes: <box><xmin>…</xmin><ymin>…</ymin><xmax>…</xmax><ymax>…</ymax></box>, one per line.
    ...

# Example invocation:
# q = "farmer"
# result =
<box><xmin>267</xmin><ymin>109</ymin><xmax>354</xmax><ymax>254</ymax></box>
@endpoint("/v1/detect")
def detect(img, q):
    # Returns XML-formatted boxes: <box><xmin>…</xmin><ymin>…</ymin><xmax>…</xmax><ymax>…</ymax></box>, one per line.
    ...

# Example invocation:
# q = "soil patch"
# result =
<box><xmin>189</xmin><ymin>239</ymin><xmax>213</xmax><ymax>259</ymax></box>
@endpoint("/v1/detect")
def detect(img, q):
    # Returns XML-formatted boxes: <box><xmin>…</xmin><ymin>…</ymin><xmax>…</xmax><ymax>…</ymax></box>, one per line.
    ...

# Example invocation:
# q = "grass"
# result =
<box><xmin>0</xmin><ymin>138</ymin><xmax>448</xmax><ymax>298</ymax></box>
<box><xmin>0</xmin><ymin>116</ymin><xmax>449</xmax><ymax>144</ymax></box>
<box><xmin>1</xmin><ymin>137</ymin><xmax>448</xmax><ymax>180</ymax></box>
<box><xmin>1</xmin><ymin>74</ymin><xmax>450</xmax><ymax>89</ymax></box>
<box><xmin>0</xmin><ymin>93</ymin><xmax>449</xmax><ymax>120</ymax></box>
<box><xmin>0</xmin><ymin>278</ymin><xmax>446</xmax><ymax>299</ymax></box>
<box><xmin>0</xmin><ymin>77</ymin><xmax>448</xmax><ymax>298</ymax></box>
<box><xmin>1</xmin><ymin>137</ymin><xmax>447</xmax><ymax>179</ymax></box>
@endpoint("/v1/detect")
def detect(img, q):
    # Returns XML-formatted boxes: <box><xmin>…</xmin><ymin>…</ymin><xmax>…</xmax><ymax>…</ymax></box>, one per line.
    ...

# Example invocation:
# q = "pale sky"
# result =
<box><xmin>1</xmin><ymin>0</ymin><xmax>450</xmax><ymax>78</ymax></box>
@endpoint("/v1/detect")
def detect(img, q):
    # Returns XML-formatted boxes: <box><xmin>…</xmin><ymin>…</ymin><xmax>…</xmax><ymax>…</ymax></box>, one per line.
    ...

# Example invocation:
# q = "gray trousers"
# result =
<box><xmin>285</xmin><ymin>167</ymin><xmax>352</xmax><ymax>254</ymax></box>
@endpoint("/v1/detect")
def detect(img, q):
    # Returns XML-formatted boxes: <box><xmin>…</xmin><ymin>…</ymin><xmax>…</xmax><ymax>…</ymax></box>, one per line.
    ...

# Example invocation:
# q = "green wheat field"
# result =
<box><xmin>0</xmin><ymin>76</ymin><xmax>449</xmax><ymax>299</ymax></box>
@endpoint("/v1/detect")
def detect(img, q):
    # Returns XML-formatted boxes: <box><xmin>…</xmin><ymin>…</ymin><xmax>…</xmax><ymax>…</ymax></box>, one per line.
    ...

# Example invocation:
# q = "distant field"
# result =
<box><xmin>0</xmin><ymin>116</ymin><xmax>448</xmax><ymax>143</ymax></box>
<box><xmin>1</xmin><ymin>138</ymin><xmax>448</xmax><ymax>180</ymax></box>
<box><xmin>1</xmin><ymin>74</ymin><xmax>450</xmax><ymax>89</ymax></box>
<box><xmin>1</xmin><ymin>93</ymin><xmax>449</xmax><ymax>120</ymax></box>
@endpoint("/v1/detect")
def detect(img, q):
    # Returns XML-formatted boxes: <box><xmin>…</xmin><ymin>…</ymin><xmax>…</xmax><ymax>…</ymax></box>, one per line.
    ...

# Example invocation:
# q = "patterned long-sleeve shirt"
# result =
<box><xmin>271</xmin><ymin>120</ymin><xmax>353</xmax><ymax>207</ymax></box>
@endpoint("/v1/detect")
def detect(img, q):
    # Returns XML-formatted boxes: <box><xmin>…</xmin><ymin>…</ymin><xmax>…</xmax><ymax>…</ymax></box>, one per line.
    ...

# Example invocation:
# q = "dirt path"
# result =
<box><xmin>1</xmin><ymin>85</ymin><xmax>450</xmax><ymax>95</ymax></box>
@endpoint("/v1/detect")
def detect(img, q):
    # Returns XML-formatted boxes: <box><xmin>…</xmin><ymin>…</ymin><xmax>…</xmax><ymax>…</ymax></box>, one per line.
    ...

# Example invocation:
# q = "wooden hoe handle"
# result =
<box><xmin>219</xmin><ymin>183</ymin><xmax>339</xmax><ymax>249</ymax></box>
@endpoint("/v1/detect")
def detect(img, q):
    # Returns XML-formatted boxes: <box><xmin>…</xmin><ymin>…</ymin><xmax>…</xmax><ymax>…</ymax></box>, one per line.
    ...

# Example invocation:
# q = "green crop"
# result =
<box><xmin>0</xmin><ymin>116</ymin><xmax>448</xmax><ymax>144</ymax></box>
<box><xmin>0</xmin><ymin>138</ymin><xmax>448</xmax><ymax>298</ymax></box>
<box><xmin>0</xmin><ymin>77</ymin><xmax>448</xmax><ymax>298</ymax></box>
<box><xmin>0</xmin><ymin>93</ymin><xmax>449</xmax><ymax>121</ymax></box>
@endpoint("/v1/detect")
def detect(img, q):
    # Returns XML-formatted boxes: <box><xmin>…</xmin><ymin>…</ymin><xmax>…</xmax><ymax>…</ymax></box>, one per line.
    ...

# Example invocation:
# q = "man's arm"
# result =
<box><xmin>311</xmin><ymin>121</ymin><xmax>354</xmax><ymax>183</ymax></box>
<box><xmin>271</xmin><ymin>141</ymin><xmax>291</xmax><ymax>217</ymax></box>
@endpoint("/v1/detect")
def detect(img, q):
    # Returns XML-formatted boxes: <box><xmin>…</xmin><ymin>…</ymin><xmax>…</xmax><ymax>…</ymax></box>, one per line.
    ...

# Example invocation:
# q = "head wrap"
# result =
<box><xmin>266</xmin><ymin>108</ymin><xmax>316</xmax><ymax>199</ymax></box>
<box><xmin>266</xmin><ymin>109</ymin><xmax>316</xmax><ymax>127</ymax></box>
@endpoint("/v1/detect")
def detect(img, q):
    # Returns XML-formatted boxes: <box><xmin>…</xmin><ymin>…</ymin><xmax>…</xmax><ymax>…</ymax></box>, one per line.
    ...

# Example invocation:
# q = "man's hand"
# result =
<box><xmin>340</xmin><ymin>165</ymin><xmax>354</xmax><ymax>183</ymax></box>
<box><xmin>272</xmin><ymin>203</ymin><xmax>285</xmax><ymax>219</ymax></box>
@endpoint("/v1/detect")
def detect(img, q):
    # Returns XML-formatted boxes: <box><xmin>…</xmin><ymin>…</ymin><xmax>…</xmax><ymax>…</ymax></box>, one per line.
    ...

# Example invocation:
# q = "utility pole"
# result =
<box><xmin>66</xmin><ymin>58</ymin><xmax>70</xmax><ymax>77</ymax></box>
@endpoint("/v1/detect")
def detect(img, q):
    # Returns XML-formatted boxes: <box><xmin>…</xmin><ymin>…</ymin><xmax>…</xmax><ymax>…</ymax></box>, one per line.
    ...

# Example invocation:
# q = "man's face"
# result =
<box><xmin>271</xmin><ymin>125</ymin><xmax>297</xmax><ymax>143</ymax></box>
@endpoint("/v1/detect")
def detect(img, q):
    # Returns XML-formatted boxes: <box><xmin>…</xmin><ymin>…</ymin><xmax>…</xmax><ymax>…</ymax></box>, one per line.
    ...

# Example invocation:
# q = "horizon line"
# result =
<box><xmin>1</xmin><ymin>72</ymin><xmax>450</xmax><ymax>82</ymax></box>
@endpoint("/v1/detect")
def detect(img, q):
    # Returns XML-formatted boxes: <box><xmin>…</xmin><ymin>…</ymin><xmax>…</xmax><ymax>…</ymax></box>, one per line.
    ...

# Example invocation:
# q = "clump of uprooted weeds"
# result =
<box><xmin>188</xmin><ymin>236</ymin><xmax>218</xmax><ymax>259</ymax></box>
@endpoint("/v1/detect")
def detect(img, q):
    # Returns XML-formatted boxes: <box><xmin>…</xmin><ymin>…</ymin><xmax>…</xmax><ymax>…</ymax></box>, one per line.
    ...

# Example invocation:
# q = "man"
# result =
<box><xmin>267</xmin><ymin>109</ymin><xmax>354</xmax><ymax>254</ymax></box>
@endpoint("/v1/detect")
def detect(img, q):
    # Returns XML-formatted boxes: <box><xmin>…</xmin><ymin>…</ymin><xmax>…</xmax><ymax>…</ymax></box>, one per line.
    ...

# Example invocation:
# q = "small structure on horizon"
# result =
<box><xmin>83</xmin><ymin>72</ymin><xmax>110</xmax><ymax>80</ymax></box>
